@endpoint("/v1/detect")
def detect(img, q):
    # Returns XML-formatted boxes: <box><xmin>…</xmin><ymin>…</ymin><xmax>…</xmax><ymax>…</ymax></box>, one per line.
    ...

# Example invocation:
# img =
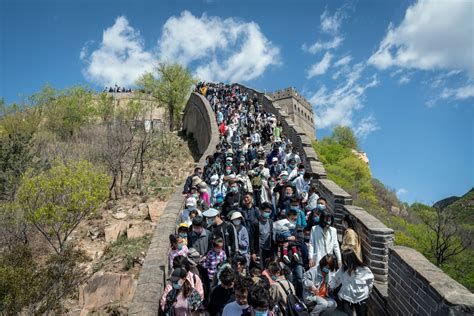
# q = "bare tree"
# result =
<box><xmin>420</xmin><ymin>206</ymin><xmax>471</xmax><ymax>266</ymax></box>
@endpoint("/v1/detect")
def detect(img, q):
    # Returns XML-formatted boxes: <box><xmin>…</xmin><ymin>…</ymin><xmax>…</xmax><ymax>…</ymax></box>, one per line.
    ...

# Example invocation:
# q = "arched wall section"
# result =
<box><xmin>129</xmin><ymin>92</ymin><xmax>219</xmax><ymax>315</ymax></box>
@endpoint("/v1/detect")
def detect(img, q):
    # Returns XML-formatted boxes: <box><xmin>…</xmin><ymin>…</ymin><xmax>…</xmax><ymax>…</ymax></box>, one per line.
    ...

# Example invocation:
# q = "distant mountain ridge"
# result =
<box><xmin>433</xmin><ymin>188</ymin><xmax>474</xmax><ymax>209</ymax></box>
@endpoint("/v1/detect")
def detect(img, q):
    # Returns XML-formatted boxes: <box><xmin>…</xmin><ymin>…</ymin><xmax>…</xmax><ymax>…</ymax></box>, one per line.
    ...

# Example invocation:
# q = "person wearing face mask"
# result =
<box><xmin>188</xmin><ymin>217</ymin><xmax>211</xmax><ymax>257</ymax></box>
<box><xmin>308</xmin><ymin>210</ymin><xmax>342</xmax><ymax>270</ymax></box>
<box><xmin>293</xmin><ymin>171</ymin><xmax>312</xmax><ymax>199</ymax></box>
<box><xmin>249</xmin><ymin>204</ymin><xmax>275</xmax><ymax>269</ymax></box>
<box><xmin>202</xmin><ymin>237</ymin><xmax>227</xmax><ymax>284</ymax></box>
<box><xmin>286</xmin><ymin>158</ymin><xmax>297</xmax><ymax>175</ymax></box>
<box><xmin>222</xmin><ymin>181</ymin><xmax>241</xmax><ymax>219</ymax></box>
<box><xmin>169</xmin><ymin>234</ymin><xmax>188</xmax><ymax>268</ymax></box>
<box><xmin>161</xmin><ymin>267</ymin><xmax>203</xmax><ymax>315</ymax></box>
<box><xmin>288</xmin><ymin>163</ymin><xmax>305</xmax><ymax>183</ymax></box>
<box><xmin>268</xmin><ymin>260</ymin><xmax>296</xmax><ymax>316</ymax></box>
<box><xmin>177</xmin><ymin>224</ymin><xmax>189</xmax><ymax>246</ymax></box>
<box><xmin>230</xmin><ymin>212</ymin><xmax>250</xmax><ymax>260</ymax></box>
<box><xmin>302</xmin><ymin>254</ymin><xmax>338</xmax><ymax>315</ymax></box>
<box><xmin>249</xmin><ymin>285</ymin><xmax>272</xmax><ymax>316</ymax></box>
<box><xmin>208</xmin><ymin>268</ymin><xmax>236</xmax><ymax>316</ymax></box>
<box><xmin>241</xmin><ymin>193</ymin><xmax>260</xmax><ymax>226</ymax></box>
<box><xmin>203</xmin><ymin>208</ymin><xmax>237</xmax><ymax>259</ymax></box>
<box><xmin>304</xmin><ymin>187</ymin><xmax>320</xmax><ymax>218</ymax></box>
<box><xmin>222</xmin><ymin>281</ymin><xmax>252</xmax><ymax>316</ymax></box>
<box><xmin>341</xmin><ymin>214</ymin><xmax>363</xmax><ymax>262</ymax></box>
<box><xmin>269</xmin><ymin>157</ymin><xmax>284</xmax><ymax>178</ymax></box>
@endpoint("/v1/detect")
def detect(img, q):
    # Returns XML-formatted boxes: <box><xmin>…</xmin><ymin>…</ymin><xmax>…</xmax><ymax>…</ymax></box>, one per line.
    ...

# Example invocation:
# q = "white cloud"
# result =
<box><xmin>396</xmin><ymin>188</ymin><xmax>408</xmax><ymax>196</ymax></box>
<box><xmin>440</xmin><ymin>84</ymin><xmax>474</xmax><ymax>100</ymax></box>
<box><xmin>398</xmin><ymin>75</ymin><xmax>411</xmax><ymax>85</ymax></box>
<box><xmin>302</xmin><ymin>36</ymin><xmax>343</xmax><ymax>54</ymax></box>
<box><xmin>334</xmin><ymin>55</ymin><xmax>352</xmax><ymax>67</ymax></box>
<box><xmin>368</xmin><ymin>0</ymin><xmax>474</xmax><ymax>77</ymax></box>
<box><xmin>307</xmin><ymin>52</ymin><xmax>333</xmax><ymax>78</ymax></box>
<box><xmin>320</xmin><ymin>8</ymin><xmax>345</xmax><ymax>34</ymax></box>
<box><xmin>354</xmin><ymin>115</ymin><xmax>379</xmax><ymax>139</ymax></box>
<box><xmin>309</xmin><ymin>63</ymin><xmax>379</xmax><ymax>129</ymax></box>
<box><xmin>81</xmin><ymin>16</ymin><xmax>156</xmax><ymax>87</ymax></box>
<box><xmin>82</xmin><ymin>12</ymin><xmax>279</xmax><ymax>86</ymax></box>
<box><xmin>158</xmin><ymin>11</ymin><xmax>280</xmax><ymax>82</ymax></box>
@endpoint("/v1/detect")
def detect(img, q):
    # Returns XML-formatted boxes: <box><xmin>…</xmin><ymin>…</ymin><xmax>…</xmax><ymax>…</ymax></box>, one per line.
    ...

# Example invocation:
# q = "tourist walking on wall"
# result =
<box><xmin>330</xmin><ymin>249</ymin><xmax>374</xmax><ymax>316</ymax></box>
<box><xmin>341</xmin><ymin>214</ymin><xmax>363</xmax><ymax>262</ymax></box>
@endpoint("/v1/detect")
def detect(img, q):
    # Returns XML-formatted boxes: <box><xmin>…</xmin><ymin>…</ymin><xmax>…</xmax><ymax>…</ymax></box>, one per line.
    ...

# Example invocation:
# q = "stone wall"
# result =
<box><xmin>129</xmin><ymin>92</ymin><xmax>219</xmax><ymax>315</ymax></box>
<box><xmin>131</xmin><ymin>85</ymin><xmax>473</xmax><ymax>315</ymax></box>
<box><xmin>388</xmin><ymin>246</ymin><xmax>474</xmax><ymax>315</ymax></box>
<box><xmin>182</xmin><ymin>92</ymin><xmax>220</xmax><ymax>159</ymax></box>
<box><xmin>236</xmin><ymin>84</ymin><xmax>473</xmax><ymax>315</ymax></box>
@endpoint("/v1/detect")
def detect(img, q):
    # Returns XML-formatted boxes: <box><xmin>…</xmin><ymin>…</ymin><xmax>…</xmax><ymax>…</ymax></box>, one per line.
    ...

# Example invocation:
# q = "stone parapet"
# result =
<box><xmin>388</xmin><ymin>246</ymin><xmax>474</xmax><ymax>315</ymax></box>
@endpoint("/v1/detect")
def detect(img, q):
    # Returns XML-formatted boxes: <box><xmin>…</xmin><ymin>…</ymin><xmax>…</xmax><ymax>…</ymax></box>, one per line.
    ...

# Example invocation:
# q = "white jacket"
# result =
<box><xmin>308</xmin><ymin>225</ymin><xmax>341</xmax><ymax>266</ymax></box>
<box><xmin>330</xmin><ymin>266</ymin><xmax>374</xmax><ymax>303</ymax></box>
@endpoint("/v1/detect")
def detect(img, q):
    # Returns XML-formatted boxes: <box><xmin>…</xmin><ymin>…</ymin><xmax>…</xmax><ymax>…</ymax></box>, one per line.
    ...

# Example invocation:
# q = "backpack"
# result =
<box><xmin>276</xmin><ymin>280</ymin><xmax>309</xmax><ymax>316</ymax></box>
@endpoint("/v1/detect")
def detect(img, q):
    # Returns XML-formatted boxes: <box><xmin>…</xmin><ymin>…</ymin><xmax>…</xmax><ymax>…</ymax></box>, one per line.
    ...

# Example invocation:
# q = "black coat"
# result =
<box><xmin>249</xmin><ymin>219</ymin><xmax>275</xmax><ymax>255</ymax></box>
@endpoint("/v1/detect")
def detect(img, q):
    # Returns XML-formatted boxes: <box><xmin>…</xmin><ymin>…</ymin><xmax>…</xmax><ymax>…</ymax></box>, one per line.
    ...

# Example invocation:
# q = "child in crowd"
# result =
<box><xmin>202</xmin><ymin>237</ymin><xmax>227</xmax><ymax>282</ymax></box>
<box><xmin>177</xmin><ymin>223</ymin><xmax>189</xmax><ymax>246</ymax></box>
<box><xmin>168</xmin><ymin>234</ymin><xmax>188</xmax><ymax>267</ymax></box>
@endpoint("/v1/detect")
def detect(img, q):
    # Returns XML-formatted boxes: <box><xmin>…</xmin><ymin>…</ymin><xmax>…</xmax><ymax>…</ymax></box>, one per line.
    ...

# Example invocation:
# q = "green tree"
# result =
<box><xmin>43</xmin><ymin>87</ymin><xmax>95</xmax><ymax>139</ymax></box>
<box><xmin>416</xmin><ymin>205</ymin><xmax>471</xmax><ymax>266</ymax></box>
<box><xmin>332</xmin><ymin>126</ymin><xmax>359</xmax><ymax>150</ymax></box>
<box><xmin>136</xmin><ymin>62</ymin><xmax>196</xmax><ymax>131</ymax></box>
<box><xmin>0</xmin><ymin>100</ymin><xmax>40</xmax><ymax>200</ymax></box>
<box><xmin>17</xmin><ymin>159</ymin><xmax>109</xmax><ymax>253</ymax></box>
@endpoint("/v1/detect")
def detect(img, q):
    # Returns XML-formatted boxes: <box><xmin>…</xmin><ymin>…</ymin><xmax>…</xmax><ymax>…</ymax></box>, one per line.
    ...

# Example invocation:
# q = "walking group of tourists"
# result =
<box><xmin>161</xmin><ymin>82</ymin><xmax>374</xmax><ymax>316</ymax></box>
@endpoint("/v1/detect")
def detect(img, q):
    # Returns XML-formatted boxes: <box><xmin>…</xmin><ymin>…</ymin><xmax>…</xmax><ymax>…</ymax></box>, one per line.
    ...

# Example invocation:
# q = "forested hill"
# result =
<box><xmin>312</xmin><ymin>126</ymin><xmax>474</xmax><ymax>292</ymax></box>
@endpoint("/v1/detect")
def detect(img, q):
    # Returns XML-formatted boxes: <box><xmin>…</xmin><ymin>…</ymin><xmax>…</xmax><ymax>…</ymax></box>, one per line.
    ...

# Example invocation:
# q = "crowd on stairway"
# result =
<box><xmin>160</xmin><ymin>82</ymin><xmax>374</xmax><ymax>316</ymax></box>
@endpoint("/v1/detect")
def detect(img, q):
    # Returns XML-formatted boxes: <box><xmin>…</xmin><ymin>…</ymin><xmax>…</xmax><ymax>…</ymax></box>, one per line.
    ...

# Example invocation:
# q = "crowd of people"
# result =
<box><xmin>103</xmin><ymin>84</ymin><xmax>132</xmax><ymax>93</ymax></box>
<box><xmin>161</xmin><ymin>82</ymin><xmax>374</xmax><ymax>316</ymax></box>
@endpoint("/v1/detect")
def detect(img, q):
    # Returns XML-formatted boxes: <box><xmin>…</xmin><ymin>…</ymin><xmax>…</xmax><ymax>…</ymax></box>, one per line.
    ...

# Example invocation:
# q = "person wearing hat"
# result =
<box><xmin>180</xmin><ymin>197</ymin><xmax>202</xmax><ymax>226</ymax></box>
<box><xmin>230</xmin><ymin>211</ymin><xmax>250</xmax><ymax>261</ymax></box>
<box><xmin>177</xmin><ymin>224</ymin><xmax>189</xmax><ymax>246</ymax></box>
<box><xmin>197</xmin><ymin>181</ymin><xmax>210</xmax><ymax>210</ymax></box>
<box><xmin>208</xmin><ymin>174</ymin><xmax>225</xmax><ymax>206</ymax></box>
<box><xmin>183</xmin><ymin>167</ymin><xmax>202</xmax><ymax>194</ymax></box>
<box><xmin>202</xmin><ymin>208</ymin><xmax>237</xmax><ymax>259</ymax></box>
<box><xmin>170</xmin><ymin>255</ymin><xmax>204</xmax><ymax>300</ymax></box>
<box><xmin>266</xmin><ymin>144</ymin><xmax>280</xmax><ymax>166</ymax></box>
<box><xmin>269</xmin><ymin>156</ymin><xmax>284</xmax><ymax>178</ymax></box>
<box><xmin>160</xmin><ymin>267</ymin><xmax>202</xmax><ymax>315</ymax></box>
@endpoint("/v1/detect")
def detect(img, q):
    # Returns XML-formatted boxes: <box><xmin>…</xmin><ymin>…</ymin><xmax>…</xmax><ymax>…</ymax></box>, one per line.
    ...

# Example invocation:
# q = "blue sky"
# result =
<box><xmin>1</xmin><ymin>0</ymin><xmax>473</xmax><ymax>204</ymax></box>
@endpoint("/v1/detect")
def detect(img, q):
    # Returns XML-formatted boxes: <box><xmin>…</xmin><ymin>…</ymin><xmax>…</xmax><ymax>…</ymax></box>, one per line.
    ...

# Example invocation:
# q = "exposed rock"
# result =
<box><xmin>87</xmin><ymin>227</ymin><xmax>101</xmax><ymax>241</ymax></box>
<box><xmin>390</xmin><ymin>206</ymin><xmax>401</xmax><ymax>216</ymax></box>
<box><xmin>112</xmin><ymin>211</ymin><xmax>127</xmax><ymax>220</ymax></box>
<box><xmin>147</xmin><ymin>200</ymin><xmax>166</xmax><ymax>222</ymax></box>
<box><xmin>78</xmin><ymin>272</ymin><xmax>136</xmax><ymax>310</ymax></box>
<box><xmin>104</xmin><ymin>222</ymin><xmax>127</xmax><ymax>242</ymax></box>
<box><xmin>127</xmin><ymin>221</ymin><xmax>153</xmax><ymax>239</ymax></box>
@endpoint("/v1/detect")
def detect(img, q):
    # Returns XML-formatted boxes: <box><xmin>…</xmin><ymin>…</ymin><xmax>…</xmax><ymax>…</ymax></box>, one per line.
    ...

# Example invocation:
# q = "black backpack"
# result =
<box><xmin>276</xmin><ymin>280</ymin><xmax>309</xmax><ymax>316</ymax></box>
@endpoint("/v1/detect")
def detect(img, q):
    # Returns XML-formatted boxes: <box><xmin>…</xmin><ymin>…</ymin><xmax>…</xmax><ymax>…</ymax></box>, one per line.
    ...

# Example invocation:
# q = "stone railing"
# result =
<box><xmin>236</xmin><ymin>84</ymin><xmax>474</xmax><ymax>315</ymax></box>
<box><xmin>129</xmin><ymin>92</ymin><xmax>219</xmax><ymax>315</ymax></box>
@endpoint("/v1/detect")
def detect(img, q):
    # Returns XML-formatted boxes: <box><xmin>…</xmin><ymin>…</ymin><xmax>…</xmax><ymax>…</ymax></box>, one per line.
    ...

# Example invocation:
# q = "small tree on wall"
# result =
<box><xmin>136</xmin><ymin>62</ymin><xmax>196</xmax><ymax>131</ymax></box>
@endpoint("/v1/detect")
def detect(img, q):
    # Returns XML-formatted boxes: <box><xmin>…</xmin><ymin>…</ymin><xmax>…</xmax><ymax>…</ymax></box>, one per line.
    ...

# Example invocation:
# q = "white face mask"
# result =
<box><xmin>238</xmin><ymin>304</ymin><xmax>249</xmax><ymax>309</ymax></box>
<box><xmin>232</xmin><ymin>219</ymin><xmax>242</xmax><ymax>226</ymax></box>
